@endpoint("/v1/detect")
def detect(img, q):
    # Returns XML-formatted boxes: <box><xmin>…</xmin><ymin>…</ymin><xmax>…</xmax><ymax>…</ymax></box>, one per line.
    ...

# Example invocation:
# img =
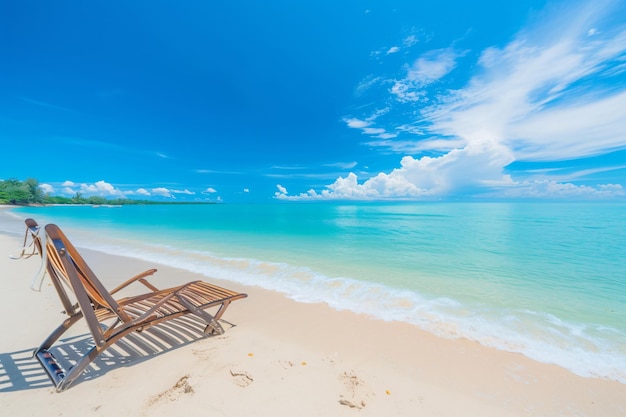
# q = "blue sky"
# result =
<box><xmin>2</xmin><ymin>0</ymin><xmax>626</xmax><ymax>202</ymax></box>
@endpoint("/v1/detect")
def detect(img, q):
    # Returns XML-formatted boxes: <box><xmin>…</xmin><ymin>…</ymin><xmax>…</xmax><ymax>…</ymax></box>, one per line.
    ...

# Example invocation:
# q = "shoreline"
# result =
<box><xmin>7</xmin><ymin>204</ymin><xmax>626</xmax><ymax>385</ymax></box>
<box><xmin>1</xmin><ymin>212</ymin><xmax>625</xmax><ymax>415</ymax></box>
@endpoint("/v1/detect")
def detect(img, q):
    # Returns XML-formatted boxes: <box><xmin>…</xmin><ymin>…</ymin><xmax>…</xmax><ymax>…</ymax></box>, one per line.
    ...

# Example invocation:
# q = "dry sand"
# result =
<box><xmin>1</xmin><ymin>211</ymin><xmax>625</xmax><ymax>416</ymax></box>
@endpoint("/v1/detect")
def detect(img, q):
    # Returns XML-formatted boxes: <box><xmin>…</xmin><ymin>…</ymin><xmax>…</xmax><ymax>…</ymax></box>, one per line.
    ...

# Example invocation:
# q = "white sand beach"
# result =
<box><xmin>1</xmin><ymin>211</ymin><xmax>625</xmax><ymax>416</ymax></box>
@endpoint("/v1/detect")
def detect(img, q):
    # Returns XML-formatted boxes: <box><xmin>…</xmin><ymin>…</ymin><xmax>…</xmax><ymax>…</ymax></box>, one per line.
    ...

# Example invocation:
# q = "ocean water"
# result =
<box><xmin>5</xmin><ymin>202</ymin><xmax>626</xmax><ymax>383</ymax></box>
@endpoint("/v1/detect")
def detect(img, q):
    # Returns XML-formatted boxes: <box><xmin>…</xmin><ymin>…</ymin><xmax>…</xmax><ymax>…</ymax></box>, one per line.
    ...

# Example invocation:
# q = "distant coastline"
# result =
<box><xmin>0</xmin><ymin>178</ymin><xmax>216</xmax><ymax>206</ymax></box>
<box><xmin>2</xmin><ymin>201</ymin><xmax>217</xmax><ymax>207</ymax></box>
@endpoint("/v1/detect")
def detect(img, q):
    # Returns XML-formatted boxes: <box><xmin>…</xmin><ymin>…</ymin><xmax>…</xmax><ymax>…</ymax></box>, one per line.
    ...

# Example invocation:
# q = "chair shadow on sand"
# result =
<box><xmin>0</xmin><ymin>315</ymin><xmax>233</xmax><ymax>392</ymax></box>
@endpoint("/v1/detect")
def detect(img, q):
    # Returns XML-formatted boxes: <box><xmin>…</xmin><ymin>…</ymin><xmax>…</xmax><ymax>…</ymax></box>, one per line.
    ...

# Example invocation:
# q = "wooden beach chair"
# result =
<box><xmin>10</xmin><ymin>218</ymin><xmax>41</xmax><ymax>260</ymax></box>
<box><xmin>15</xmin><ymin>219</ymin><xmax>247</xmax><ymax>391</ymax></box>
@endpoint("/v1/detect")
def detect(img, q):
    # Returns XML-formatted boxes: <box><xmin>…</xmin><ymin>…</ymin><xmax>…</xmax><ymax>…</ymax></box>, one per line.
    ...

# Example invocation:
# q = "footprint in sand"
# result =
<box><xmin>192</xmin><ymin>347</ymin><xmax>217</xmax><ymax>360</ymax></box>
<box><xmin>338</xmin><ymin>370</ymin><xmax>373</xmax><ymax>410</ymax></box>
<box><xmin>148</xmin><ymin>375</ymin><xmax>194</xmax><ymax>405</ymax></box>
<box><xmin>230</xmin><ymin>369</ymin><xmax>254</xmax><ymax>387</ymax></box>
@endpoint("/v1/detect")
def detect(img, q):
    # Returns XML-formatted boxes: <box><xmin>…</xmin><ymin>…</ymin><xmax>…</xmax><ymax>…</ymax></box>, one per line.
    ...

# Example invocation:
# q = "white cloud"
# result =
<box><xmin>355</xmin><ymin>75</ymin><xmax>383</xmax><ymax>96</ymax></box>
<box><xmin>323</xmin><ymin>161</ymin><xmax>358</xmax><ymax>169</ymax></box>
<box><xmin>403</xmin><ymin>35</ymin><xmax>418</xmax><ymax>48</ymax></box>
<box><xmin>390</xmin><ymin>82</ymin><xmax>426</xmax><ymax>103</ymax></box>
<box><xmin>243</xmin><ymin>188</ymin><xmax>250</xmax><ymax>193</ymax></box>
<box><xmin>136</xmin><ymin>188</ymin><xmax>151</xmax><ymax>196</ymax></box>
<box><xmin>59</xmin><ymin>180</ymin><xmax>127</xmax><ymax>198</ymax></box>
<box><xmin>375</xmin><ymin>133</ymin><xmax>399</xmax><ymax>139</ymax></box>
<box><xmin>277</xmin><ymin>141</ymin><xmax>515</xmax><ymax>200</ymax></box>
<box><xmin>423</xmin><ymin>26</ymin><xmax>626</xmax><ymax>162</ymax></box>
<box><xmin>276</xmin><ymin>184</ymin><xmax>287</xmax><ymax>195</ymax></box>
<box><xmin>151</xmin><ymin>187</ymin><xmax>173</xmax><ymax>198</ymax></box>
<box><xmin>408</xmin><ymin>48</ymin><xmax>461</xmax><ymax>84</ymax></box>
<box><xmin>519</xmin><ymin>165</ymin><xmax>626</xmax><ymax>184</ymax></box>
<box><xmin>343</xmin><ymin>110</ymin><xmax>396</xmax><ymax>139</ymax></box>
<box><xmin>425</xmin><ymin>0</ymin><xmax>626</xmax><ymax>162</ymax></box>
<box><xmin>285</xmin><ymin>0</ymin><xmax>626</xmax><ymax>201</ymax></box>
<box><xmin>490</xmin><ymin>181</ymin><xmax>624</xmax><ymax>199</ymax></box>
<box><xmin>364</xmin><ymin>137</ymin><xmax>467</xmax><ymax>154</ymax></box>
<box><xmin>507</xmin><ymin>90</ymin><xmax>626</xmax><ymax>161</ymax></box>
<box><xmin>277</xmin><ymin>169</ymin><xmax>623</xmax><ymax>201</ymax></box>
<box><xmin>78</xmin><ymin>180</ymin><xmax>124</xmax><ymax>197</ymax></box>
<box><xmin>344</xmin><ymin>118</ymin><xmax>371</xmax><ymax>129</ymax></box>
<box><xmin>363</xmin><ymin>127</ymin><xmax>386</xmax><ymax>135</ymax></box>
<box><xmin>391</xmin><ymin>48</ymin><xmax>463</xmax><ymax>102</ymax></box>
<box><xmin>172</xmin><ymin>189</ymin><xmax>195</xmax><ymax>195</ymax></box>
<box><xmin>387</xmin><ymin>46</ymin><xmax>400</xmax><ymax>54</ymax></box>
<box><xmin>39</xmin><ymin>183</ymin><xmax>54</xmax><ymax>194</ymax></box>
<box><xmin>204</xmin><ymin>187</ymin><xmax>217</xmax><ymax>193</ymax></box>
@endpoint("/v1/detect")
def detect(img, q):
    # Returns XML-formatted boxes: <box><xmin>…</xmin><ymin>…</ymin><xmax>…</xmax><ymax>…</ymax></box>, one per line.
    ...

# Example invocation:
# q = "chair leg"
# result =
<box><xmin>32</xmin><ymin>314</ymin><xmax>84</xmax><ymax>390</ymax></box>
<box><xmin>177</xmin><ymin>296</ymin><xmax>225</xmax><ymax>335</ymax></box>
<box><xmin>34</xmin><ymin>314</ymin><xmax>83</xmax><ymax>354</ymax></box>
<box><xmin>55</xmin><ymin>345</ymin><xmax>103</xmax><ymax>392</ymax></box>
<box><xmin>55</xmin><ymin>323</ymin><xmax>144</xmax><ymax>391</ymax></box>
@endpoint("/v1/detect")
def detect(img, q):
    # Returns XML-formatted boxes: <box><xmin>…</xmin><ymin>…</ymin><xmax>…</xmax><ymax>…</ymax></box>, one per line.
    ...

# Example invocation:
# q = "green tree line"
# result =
<box><xmin>0</xmin><ymin>178</ymin><xmax>45</xmax><ymax>205</ymax></box>
<box><xmin>0</xmin><ymin>178</ymin><xmax>190</xmax><ymax>206</ymax></box>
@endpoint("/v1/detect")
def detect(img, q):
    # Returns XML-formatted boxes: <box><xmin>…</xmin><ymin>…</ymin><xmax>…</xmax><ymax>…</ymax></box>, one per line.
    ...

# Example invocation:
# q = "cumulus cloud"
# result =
<box><xmin>278</xmin><ymin>141</ymin><xmax>515</xmax><ymax>200</ymax></box>
<box><xmin>60</xmin><ymin>180</ymin><xmax>126</xmax><ymax>198</ymax></box>
<box><xmin>124</xmin><ymin>187</ymin><xmax>192</xmax><ymax>198</ymax></box>
<box><xmin>277</xmin><ymin>171</ymin><xmax>623</xmax><ymax>201</ymax></box>
<box><xmin>151</xmin><ymin>187</ymin><xmax>174</xmax><ymax>198</ymax></box>
<box><xmin>344</xmin><ymin>118</ymin><xmax>370</xmax><ymax>129</ymax></box>
<box><xmin>61</xmin><ymin>180</ymin><xmax>123</xmax><ymax>197</ymax></box>
<box><xmin>204</xmin><ymin>187</ymin><xmax>217</xmax><ymax>193</ymax></box>
<box><xmin>39</xmin><ymin>183</ymin><xmax>54</xmax><ymax>194</ymax></box>
<box><xmin>387</xmin><ymin>46</ymin><xmax>400</xmax><ymax>54</ymax></box>
<box><xmin>80</xmin><ymin>180</ymin><xmax>124</xmax><ymax>196</ymax></box>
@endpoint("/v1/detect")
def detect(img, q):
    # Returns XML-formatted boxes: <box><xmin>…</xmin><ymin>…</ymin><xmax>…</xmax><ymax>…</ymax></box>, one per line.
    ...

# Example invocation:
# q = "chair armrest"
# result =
<box><xmin>110</xmin><ymin>268</ymin><xmax>159</xmax><ymax>295</ymax></box>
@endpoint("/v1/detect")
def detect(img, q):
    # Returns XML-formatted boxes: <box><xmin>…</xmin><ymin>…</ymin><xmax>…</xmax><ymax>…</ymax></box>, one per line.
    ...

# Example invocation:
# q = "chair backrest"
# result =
<box><xmin>43</xmin><ymin>224</ymin><xmax>132</xmax><ymax>347</ymax></box>
<box><xmin>20</xmin><ymin>219</ymin><xmax>77</xmax><ymax>315</ymax></box>
<box><xmin>43</xmin><ymin>224</ymin><xmax>128</xmax><ymax>312</ymax></box>
<box><xmin>12</xmin><ymin>218</ymin><xmax>42</xmax><ymax>260</ymax></box>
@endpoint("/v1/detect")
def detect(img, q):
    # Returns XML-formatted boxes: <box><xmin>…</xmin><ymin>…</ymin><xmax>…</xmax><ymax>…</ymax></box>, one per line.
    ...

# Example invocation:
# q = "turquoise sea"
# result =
<box><xmin>3</xmin><ymin>202</ymin><xmax>625</xmax><ymax>383</ymax></box>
